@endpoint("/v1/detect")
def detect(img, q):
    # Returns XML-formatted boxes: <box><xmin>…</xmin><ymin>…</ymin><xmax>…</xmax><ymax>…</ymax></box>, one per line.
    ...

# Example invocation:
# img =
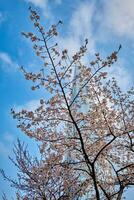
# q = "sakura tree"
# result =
<box><xmin>1</xmin><ymin>8</ymin><xmax>134</xmax><ymax>200</ymax></box>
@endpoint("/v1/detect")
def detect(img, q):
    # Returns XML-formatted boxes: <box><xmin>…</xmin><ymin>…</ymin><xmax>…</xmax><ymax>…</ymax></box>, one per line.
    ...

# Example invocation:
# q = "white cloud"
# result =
<box><xmin>100</xmin><ymin>0</ymin><xmax>134</xmax><ymax>39</ymax></box>
<box><xmin>58</xmin><ymin>1</ymin><xmax>96</xmax><ymax>56</ymax></box>
<box><xmin>26</xmin><ymin>0</ymin><xmax>47</xmax><ymax>7</ymax></box>
<box><xmin>0</xmin><ymin>141</ymin><xmax>9</xmax><ymax>156</ymax></box>
<box><xmin>0</xmin><ymin>52</ymin><xmax>13</xmax><ymax>65</ymax></box>
<box><xmin>106</xmin><ymin>58</ymin><xmax>133</xmax><ymax>91</ymax></box>
<box><xmin>54</xmin><ymin>0</ymin><xmax>62</xmax><ymax>4</ymax></box>
<box><xmin>24</xmin><ymin>0</ymin><xmax>61</xmax><ymax>7</ymax></box>
<box><xmin>0</xmin><ymin>52</ymin><xmax>18</xmax><ymax>72</ymax></box>
<box><xmin>21</xmin><ymin>0</ymin><xmax>133</xmax><ymax>92</ymax></box>
<box><xmin>24</xmin><ymin>0</ymin><xmax>50</xmax><ymax>18</ymax></box>
<box><xmin>24</xmin><ymin>0</ymin><xmax>62</xmax><ymax>18</ymax></box>
<box><xmin>70</xmin><ymin>2</ymin><xmax>94</xmax><ymax>44</ymax></box>
<box><xmin>3</xmin><ymin>132</ymin><xmax>14</xmax><ymax>143</ymax></box>
<box><xmin>0</xmin><ymin>132</ymin><xmax>14</xmax><ymax>157</ymax></box>
<box><xmin>25</xmin><ymin>0</ymin><xmax>61</xmax><ymax>18</ymax></box>
<box><xmin>15</xmin><ymin>99</ymin><xmax>41</xmax><ymax>112</ymax></box>
<box><xmin>0</xmin><ymin>12</ymin><xmax>5</xmax><ymax>25</ymax></box>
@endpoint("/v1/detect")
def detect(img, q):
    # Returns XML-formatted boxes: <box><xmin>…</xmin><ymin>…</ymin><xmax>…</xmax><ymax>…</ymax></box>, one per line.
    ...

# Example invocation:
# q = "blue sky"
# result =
<box><xmin>0</xmin><ymin>0</ymin><xmax>134</xmax><ymax>199</ymax></box>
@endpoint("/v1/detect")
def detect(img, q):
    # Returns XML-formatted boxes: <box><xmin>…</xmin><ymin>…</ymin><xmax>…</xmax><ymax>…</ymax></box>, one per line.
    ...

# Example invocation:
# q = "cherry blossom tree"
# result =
<box><xmin>1</xmin><ymin>8</ymin><xmax>134</xmax><ymax>200</ymax></box>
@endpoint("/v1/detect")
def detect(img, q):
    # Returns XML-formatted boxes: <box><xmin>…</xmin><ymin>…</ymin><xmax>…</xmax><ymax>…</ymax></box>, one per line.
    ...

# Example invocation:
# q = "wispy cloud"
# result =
<box><xmin>24</xmin><ymin>0</ymin><xmax>50</xmax><ymax>18</ymax></box>
<box><xmin>24</xmin><ymin>0</ymin><xmax>62</xmax><ymax>7</ymax></box>
<box><xmin>58</xmin><ymin>1</ymin><xmax>96</xmax><ymax>56</ymax></box>
<box><xmin>107</xmin><ymin>58</ymin><xmax>133</xmax><ymax>91</ymax></box>
<box><xmin>0</xmin><ymin>132</ymin><xmax>14</xmax><ymax>157</ymax></box>
<box><xmin>0</xmin><ymin>141</ymin><xmax>9</xmax><ymax>156</ymax></box>
<box><xmin>24</xmin><ymin>0</ymin><xmax>61</xmax><ymax>18</ymax></box>
<box><xmin>3</xmin><ymin>132</ymin><xmax>14</xmax><ymax>143</ymax></box>
<box><xmin>15</xmin><ymin>99</ymin><xmax>41</xmax><ymax>112</ymax></box>
<box><xmin>26</xmin><ymin>0</ymin><xmax>47</xmax><ymax>7</ymax></box>
<box><xmin>57</xmin><ymin>1</ymin><xmax>133</xmax><ymax>91</ymax></box>
<box><xmin>0</xmin><ymin>52</ymin><xmax>18</xmax><ymax>72</ymax></box>
<box><xmin>100</xmin><ymin>0</ymin><xmax>134</xmax><ymax>39</ymax></box>
<box><xmin>54</xmin><ymin>0</ymin><xmax>62</xmax><ymax>4</ymax></box>
<box><xmin>0</xmin><ymin>12</ymin><xmax>5</xmax><ymax>25</ymax></box>
<box><xmin>0</xmin><ymin>52</ymin><xmax>13</xmax><ymax>65</ymax></box>
<box><xmin>70</xmin><ymin>2</ymin><xmax>94</xmax><ymax>43</ymax></box>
